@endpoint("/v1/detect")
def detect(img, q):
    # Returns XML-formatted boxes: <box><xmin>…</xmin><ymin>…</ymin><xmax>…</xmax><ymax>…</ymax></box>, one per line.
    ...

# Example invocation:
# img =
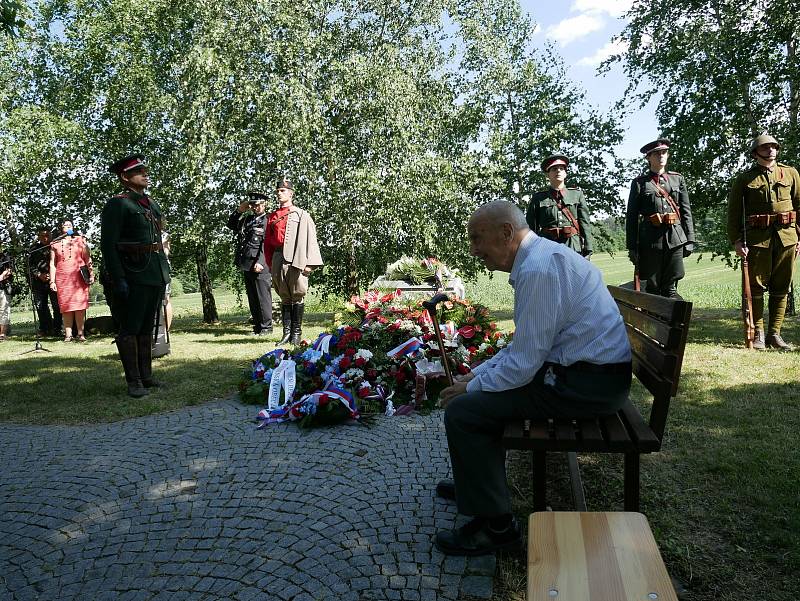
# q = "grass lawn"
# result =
<box><xmin>1</xmin><ymin>253</ymin><xmax>799</xmax><ymax>600</ymax></box>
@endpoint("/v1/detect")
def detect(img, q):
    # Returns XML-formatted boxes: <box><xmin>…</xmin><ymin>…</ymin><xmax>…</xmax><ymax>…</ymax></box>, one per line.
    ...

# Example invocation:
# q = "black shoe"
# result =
<box><xmin>434</xmin><ymin>516</ymin><xmax>521</xmax><ymax>556</ymax></box>
<box><xmin>766</xmin><ymin>333</ymin><xmax>793</xmax><ymax>351</ymax></box>
<box><xmin>435</xmin><ymin>480</ymin><xmax>456</xmax><ymax>501</ymax></box>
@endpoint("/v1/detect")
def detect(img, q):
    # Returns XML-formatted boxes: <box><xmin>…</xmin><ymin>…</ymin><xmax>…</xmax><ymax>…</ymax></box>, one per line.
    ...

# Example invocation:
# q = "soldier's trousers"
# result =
<box><xmin>243</xmin><ymin>270</ymin><xmax>273</xmax><ymax>332</ymax></box>
<box><xmin>32</xmin><ymin>283</ymin><xmax>62</xmax><ymax>333</ymax></box>
<box><xmin>443</xmin><ymin>363</ymin><xmax>631</xmax><ymax>517</ymax></box>
<box><xmin>639</xmin><ymin>246</ymin><xmax>685</xmax><ymax>297</ymax></box>
<box><xmin>747</xmin><ymin>236</ymin><xmax>796</xmax><ymax>333</ymax></box>
<box><xmin>271</xmin><ymin>250</ymin><xmax>308</xmax><ymax>304</ymax></box>
<box><xmin>117</xmin><ymin>283</ymin><xmax>164</xmax><ymax>336</ymax></box>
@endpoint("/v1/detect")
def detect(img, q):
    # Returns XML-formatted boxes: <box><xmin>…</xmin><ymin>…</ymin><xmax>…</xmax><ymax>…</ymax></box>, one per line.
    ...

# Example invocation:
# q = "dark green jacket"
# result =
<box><xmin>526</xmin><ymin>187</ymin><xmax>593</xmax><ymax>255</ymax></box>
<box><xmin>727</xmin><ymin>162</ymin><xmax>800</xmax><ymax>248</ymax></box>
<box><xmin>626</xmin><ymin>171</ymin><xmax>695</xmax><ymax>251</ymax></box>
<box><xmin>100</xmin><ymin>190</ymin><xmax>171</xmax><ymax>286</ymax></box>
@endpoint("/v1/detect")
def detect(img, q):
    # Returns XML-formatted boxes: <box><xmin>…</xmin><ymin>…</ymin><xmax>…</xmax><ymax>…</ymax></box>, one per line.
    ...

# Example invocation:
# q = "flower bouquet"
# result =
<box><xmin>239</xmin><ymin>290</ymin><xmax>512</xmax><ymax>429</ymax></box>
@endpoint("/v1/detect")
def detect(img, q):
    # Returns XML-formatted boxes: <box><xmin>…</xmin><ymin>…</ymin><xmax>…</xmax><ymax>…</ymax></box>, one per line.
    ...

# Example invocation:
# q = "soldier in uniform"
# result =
<box><xmin>101</xmin><ymin>154</ymin><xmax>171</xmax><ymax>397</ymax></box>
<box><xmin>526</xmin><ymin>154</ymin><xmax>593</xmax><ymax>257</ymax></box>
<box><xmin>28</xmin><ymin>226</ymin><xmax>63</xmax><ymax>336</ymax></box>
<box><xmin>227</xmin><ymin>190</ymin><xmax>272</xmax><ymax>336</ymax></box>
<box><xmin>727</xmin><ymin>133</ymin><xmax>800</xmax><ymax>350</ymax></box>
<box><xmin>626</xmin><ymin>138</ymin><xmax>695</xmax><ymax>298</ymax></box>
<box><xmin>263</xmin><ymin>177</ymin><xmax>323</xmax><ymax>345</ymax></box>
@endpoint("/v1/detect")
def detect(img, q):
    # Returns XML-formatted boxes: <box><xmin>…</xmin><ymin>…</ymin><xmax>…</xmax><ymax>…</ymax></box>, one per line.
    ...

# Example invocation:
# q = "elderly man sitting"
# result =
<box><xmin>435</xmin><ymin>201</ymin><xmax>632</xmax><ymax>556</ymax></box>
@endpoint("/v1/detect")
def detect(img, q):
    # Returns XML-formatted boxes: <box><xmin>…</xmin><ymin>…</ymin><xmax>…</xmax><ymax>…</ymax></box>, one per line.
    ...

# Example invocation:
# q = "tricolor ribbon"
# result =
<box><xmin>387</xmin><ymin>337</ymin><xmax>423</xmax><ymax>358</ymax></box>
<box><xmin>312</xmin><ymin>334</ymin><xmax>333</xmax><ymax>354</ymax></box>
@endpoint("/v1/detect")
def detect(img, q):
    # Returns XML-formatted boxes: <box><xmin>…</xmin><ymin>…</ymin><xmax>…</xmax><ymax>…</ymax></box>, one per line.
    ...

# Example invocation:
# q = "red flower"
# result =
<box><xmin>345</xmin><ymin>347</ymin><xmax>356</xmax><ymax>356</ymax></box>
<box><xmin>456</xmin><ymin>363</ymin><xmax>471</xmax><ymax>375</ymax></box>
<box><xmin>485</xmin><ymin>347</ymin><xmax>495</xmax><ymax>355</ymax></box>
<box><xmin>366</xmin><ymin>369</ymin><xmax>378</xmax><ymax>380</ymax></box>
<box><xmin>458</xmin><ymin>326</ymin><xmax>476</xmax><ymax>339</ymax></box>
<box><xmin>355</xmin><ymin>357</ymin><xmax>366</xmax><ymax>367</ymax></box>
<box><xmin>339</xmin><ymin>357</ymin><xmax>352</xmax><ymax>370</ymax></box>
<box><xmin>467</xmin><ymin>346</ymin><xmax>477</xmax><ymax>354</ymax></box>
<box><xmin>357</xmin><ymin>386</ymin><xmax>370</xmax><ymax>398</ymax></box>
<box><xmin>395</xmin><ymin>371</ymin><xmax>407</xmax><ymax>384</ymax></box>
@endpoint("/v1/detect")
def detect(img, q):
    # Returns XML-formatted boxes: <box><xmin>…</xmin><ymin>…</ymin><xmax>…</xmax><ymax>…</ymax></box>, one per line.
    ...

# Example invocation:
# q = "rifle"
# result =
<box><xmin>741</xmin><ymin>252</ymin><xmax>755</xmax><ymax>349</ymax></box>
<box><xmin>633</xmin><ymin>215</ymin><xmax>641</xmax><ymax>291</ymax></box>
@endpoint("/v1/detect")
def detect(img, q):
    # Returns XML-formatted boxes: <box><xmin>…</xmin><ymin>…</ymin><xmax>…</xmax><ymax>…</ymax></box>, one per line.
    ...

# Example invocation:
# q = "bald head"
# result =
<box><xmin>468</xmin><ymin>201</ymin><xmax>531</xmax><ymax>272</ymax></box>
<box><xmin>470</xmin><ymin>201</ymin><xmax>529</xmax><ymax>231</ymax></box>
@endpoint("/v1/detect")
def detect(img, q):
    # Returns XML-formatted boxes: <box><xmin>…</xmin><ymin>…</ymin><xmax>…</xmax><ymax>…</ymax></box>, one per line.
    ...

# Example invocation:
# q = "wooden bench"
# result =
<box><xmin>528</xmin><ymin>512</ymin><xmax>678</xmax><ymax>601</ymax></box>
<box><xmin>502</xmin><ymin>285</ymin><xmax>693</xmax><ymax>511</ymax></box>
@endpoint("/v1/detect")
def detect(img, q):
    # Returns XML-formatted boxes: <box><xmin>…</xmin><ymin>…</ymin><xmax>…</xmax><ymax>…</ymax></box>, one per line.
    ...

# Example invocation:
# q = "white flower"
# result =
<box><xmin>355</xmin><ymin>349</ymin><xmax>373</xmax><ymax>361</ymax></box>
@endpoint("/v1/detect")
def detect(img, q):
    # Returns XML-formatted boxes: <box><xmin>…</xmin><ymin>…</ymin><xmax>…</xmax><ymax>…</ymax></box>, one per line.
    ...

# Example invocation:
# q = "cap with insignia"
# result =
<box><xmin>247</xmin><ymin>190</ymin><xmax>269</xmax><ymax>203</ymax></box>
<box><xmin>750</xmin><ymin>133</ymin><xmax>781</xmax><ymax>152</ymax></box>
<box><xmin>541</xmin><ymin>154</ymin><xmax>570</xmax><ymax>172</ymax></box>
<box><xmin>109</xmin><ymin>154</ymin><xmax>146</xmax><ymax>175</ymax></box>
<box><xmin>276</xmin><ymin>177</ymin><xmax>294</xmax><ymax>190</ymax></box>
<box><xmin>640</xmin><ymin>138</ymin><xmax>670</xmax><ymax>155</ymax></box>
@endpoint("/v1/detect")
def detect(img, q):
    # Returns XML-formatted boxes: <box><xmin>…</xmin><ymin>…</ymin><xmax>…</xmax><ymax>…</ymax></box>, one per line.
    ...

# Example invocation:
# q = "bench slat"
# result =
<box><xmin>627</xmin><ymin>324</ymin><xmax>679</xmax><ymax>380</ymax></box>
<box><xmin>619</xmin><ymin>402</ymin><xmax>661</xmax><ymax>452</ymax></box>
<box><xmin>616</xmin><ymin>303</ymin><xmax>685</xmax><ymax>351</ymax></box>
<box><xmin>608</xmin><ymin>285</ymin><xmax>686</xmax><ymax>322</ymax></box>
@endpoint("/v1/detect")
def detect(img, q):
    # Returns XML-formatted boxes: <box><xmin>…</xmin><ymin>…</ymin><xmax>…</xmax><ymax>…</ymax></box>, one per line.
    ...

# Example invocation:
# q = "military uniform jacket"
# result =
<box><xmin>626</xmin><ymin>171</ymin><xmax>695</xmax><ymax>251</ymax></box>
<box><xmin>227</xmin><ymin>210</ymin><xmax>267</xmax><ymax>271</ymax></box>
<box><xmin>100</xmin><ymin>190</ymin><xmax>171</xmax><ymax>286</ymax></box>
<box><xmin>280</xmin><ymin>207</ymin><xmax>323</xmax><ymax>271</ymax></box>
<box><xmin>726</xmin><ymin>162</ymin><xmax>800</xmax><ymax>248</ymax></box>
<box><xmin>526</xmin><ymin>187</ymin><xmax>593</xmax><ymax>255</ymax></box>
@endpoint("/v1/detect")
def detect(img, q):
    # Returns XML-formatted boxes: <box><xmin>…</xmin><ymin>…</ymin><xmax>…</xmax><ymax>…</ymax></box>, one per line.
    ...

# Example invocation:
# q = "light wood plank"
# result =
<box><xmin>528</xmin><ymin>512</ymin><xmax>677</xmax><ymax>601</ymax></box>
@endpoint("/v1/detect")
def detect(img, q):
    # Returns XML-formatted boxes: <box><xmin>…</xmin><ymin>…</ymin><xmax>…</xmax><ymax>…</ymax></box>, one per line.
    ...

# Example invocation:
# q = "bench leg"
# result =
<box><xmin>567</xmin><ymin>452</ymin><xmax>588</xmax><ymax>511</ymax></box>
<box><xmin>624</xmin><ymin>452</ymin><xmax>640</xmax><ymax>512</ymax></box>
<box><xmin>532</xmin><ymin>451</ymin><xmax>547</xmax><ymax>511</ymax></box>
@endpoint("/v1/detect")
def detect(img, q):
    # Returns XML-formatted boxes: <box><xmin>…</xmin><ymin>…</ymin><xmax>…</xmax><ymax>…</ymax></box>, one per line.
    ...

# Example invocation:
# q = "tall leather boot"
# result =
<box><xmin>289</xmin><ymin>303</ymin><xmax>305</xmax><ymax>346</ymax></box>
<box><xmin>137</xmin><ymin>334</ymin><xmax>163</xmax><ymax>388</ymax></box>
<box><xmin>116</xmin><ymin>335</ymin><xmax>148</xmax><ymax>397</ymax></box>
<box><xmin>278</xmin><ymin>304</ymin><xmax>292</xmax><ymax>344</ymax></box>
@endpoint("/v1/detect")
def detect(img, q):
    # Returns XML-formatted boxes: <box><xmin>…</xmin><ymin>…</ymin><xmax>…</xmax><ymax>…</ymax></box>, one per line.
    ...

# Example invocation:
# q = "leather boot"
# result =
<box><xmin>752</xmin><ymin>328</ymin><xmax>765</xmax><ymax>350</ymax></box>
<box><xmin>278</xmin><ymin>304</ymin><xmax>292</xmax><ymax>344</ymax></box>
<box><xmin>289</xmin><ymin>303</ymin><xmax>305</xmax><ymax>345</ymax></box>
<box><xmin>116</xmin><ymin>335</ymin><xmax>148</xmax><ymax>397</ymax></box>
<box><xmin>766</xmin><ymin>333</ymin><xmax>793</xmax><ymax>351</ymax></box>
<box><xmin>137</xmin><ymin>334</ymin><xmax>163</xmax><ymax>388</ymax></box>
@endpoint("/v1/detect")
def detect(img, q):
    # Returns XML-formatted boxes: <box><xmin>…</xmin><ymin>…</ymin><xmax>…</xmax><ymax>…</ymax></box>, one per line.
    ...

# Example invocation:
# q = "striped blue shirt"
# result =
<box><xmin>467</xmin><ymin>232</ymin><xmax>631</xmax><ymax>393</ymax></box>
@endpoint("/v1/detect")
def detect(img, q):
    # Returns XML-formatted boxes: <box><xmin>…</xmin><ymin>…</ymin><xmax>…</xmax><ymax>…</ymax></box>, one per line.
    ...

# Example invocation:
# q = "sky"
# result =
<box><xmin>518</xmin><ymin>0</ymin><xmax>660</xmax><ymax>160</ymax></box>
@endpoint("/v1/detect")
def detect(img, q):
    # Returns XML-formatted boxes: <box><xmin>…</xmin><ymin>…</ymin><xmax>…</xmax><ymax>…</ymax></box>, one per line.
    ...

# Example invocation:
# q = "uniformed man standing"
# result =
<box><xmin>526</xmin><ymin>154</ymin><xmax>593</xmax><ymax>257</ymax></box>
<box><xmin>101</xmin><ymin>154</ymin><xmax>171</xmax><ymax>397</ymax></box>
<box><xmin>227</xmin><ymin>191</ymin><xmax>272</xmax><ymax>336</ymax></box>
<box><xmin>727</xmin><ymin>133</ymin><xmax>800</xmax><ymax>350</ymax></box>
<box><xmin>626</xmin><ymin>138</ymin><xmax>696</xmax><ymax>298</ymax></box>
<box><xmin>263</xmin><ymin>178</ymin><xmax>323</xmax><ymax>345</ymax></box>
<box><xmin>28</xmin><ymin>226</ymin><xmax>63</xmax><ymax>337</ymax></box>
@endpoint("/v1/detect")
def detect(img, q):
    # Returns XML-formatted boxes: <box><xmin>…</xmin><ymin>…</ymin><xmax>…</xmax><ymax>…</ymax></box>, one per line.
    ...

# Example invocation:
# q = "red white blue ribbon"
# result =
<box><xmin>387</xmin><ymin>337</ymin><xmax>423</xmax><ymax>358</ymax></box>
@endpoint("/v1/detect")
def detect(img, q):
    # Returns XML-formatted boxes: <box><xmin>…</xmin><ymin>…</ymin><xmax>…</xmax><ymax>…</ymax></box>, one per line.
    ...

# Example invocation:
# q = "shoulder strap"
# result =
<box><xmin>553</xmin><ymin>193</ymin><xmax>581</xmax><ymax>235</ymax></box>
<box><xmin>651</xmin><ymin>177</ymin><xmax>681</xmax><ymax>215</ymax></box>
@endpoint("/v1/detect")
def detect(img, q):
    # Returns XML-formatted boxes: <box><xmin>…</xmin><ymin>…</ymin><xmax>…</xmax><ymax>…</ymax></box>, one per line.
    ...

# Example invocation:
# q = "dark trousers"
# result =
<box><xmin>117</xmin><ymin>284</ymin><xmax>164</xmax><ymax>336</ymax></box>
<box><xmin>639</xmin><ymin>246</ymin><xmax>685</xmax><ymax>296</ymax></box>
<box><xmin>444</xmin><ymin>363</ymin><xmax>631</xmax><ymax>517</ymax></box>
<box><xmin>243</xmin><ymin>270</ymin><xmax>273</xmax><ymax>332</ymax></box>
<box><xmin>32</xmin><ymin>283</ymin><xmax>62</xmax><ymax>333</ymax></box>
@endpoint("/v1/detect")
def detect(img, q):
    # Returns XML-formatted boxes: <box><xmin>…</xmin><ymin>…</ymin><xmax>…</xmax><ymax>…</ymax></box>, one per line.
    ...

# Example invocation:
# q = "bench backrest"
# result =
<box><xmin>608</xmin><ymin>285</ymin><xmax>692</xmax><ymax>441</ymax></box>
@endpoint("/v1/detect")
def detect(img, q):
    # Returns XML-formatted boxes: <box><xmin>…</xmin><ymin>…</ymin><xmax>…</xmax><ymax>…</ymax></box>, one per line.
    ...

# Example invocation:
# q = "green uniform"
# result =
<box><xmin>526</xmin><ymin>187</ymin><xmax>593</xmax><ymax>256</ymax></box>
<box><xmin>727</xmin><ymin>162</ymin><xmax>800</xmax><ymax>334</ymax></box>
<box><xmin>100</xmin><ymin>190</ymin><xmax>170</xmax><ymax>336</ymax></box>
<box><xmin>626</xmin><ymin>171</ymin><xmax>695</xmax><ymax>297</ymax></box>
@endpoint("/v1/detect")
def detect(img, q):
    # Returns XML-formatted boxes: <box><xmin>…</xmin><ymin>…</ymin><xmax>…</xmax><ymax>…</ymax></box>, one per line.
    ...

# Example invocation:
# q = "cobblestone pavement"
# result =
<box><xmin>0</xmin><ymin>400</ymin><xmax>496</xmax><ymax>600</ymax></box>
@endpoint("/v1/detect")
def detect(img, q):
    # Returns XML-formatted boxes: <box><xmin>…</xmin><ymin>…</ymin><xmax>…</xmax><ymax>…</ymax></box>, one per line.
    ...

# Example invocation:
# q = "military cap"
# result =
<box><xmin>541</xmin><ymin>154</ymin><xmax>570</xmax><ymax>172</ymax></box>
<box><xmin>276</xmin><ymin>177</ymin><xmax>294</xmax><ymax>190</ymax></box>
<box><xmin>750</xmin><ymin>133</ymin><xmax>781</xmax><ymax>152</ymax></box>
<box><xmin>247</xmin><ymin>190</ymin><xmax>269</xmax><ymax>202</ymax></box>
<box><xmin>640</xmin><ymin>138</ymin><xmax>670</xmax><ymax>155</ymax></box>
<box><xmin>109</xmin><ymin>154</ymin><xmax>146</xmax><ymax>175</ymax></box>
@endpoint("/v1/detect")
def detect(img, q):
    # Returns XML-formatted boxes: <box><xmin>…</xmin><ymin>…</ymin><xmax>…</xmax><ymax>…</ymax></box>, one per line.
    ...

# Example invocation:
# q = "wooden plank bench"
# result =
<box><xmin>528</xmin><ymin>512</ymin><xmax>678</xmax><ymax>601</ymax></box>
<box><xmin>502</xmin><ymin>285</ymin><xmax>693</xmax><ymax>511</ymax></box>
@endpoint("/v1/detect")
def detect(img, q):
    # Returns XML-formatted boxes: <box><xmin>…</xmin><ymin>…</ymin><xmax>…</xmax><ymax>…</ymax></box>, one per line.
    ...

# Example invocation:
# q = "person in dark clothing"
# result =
<box><xmin>28</xmin><ymin>226</ymin><xmax>63</xmax><ymax>336</ymax></box>
<box><xmin>227</xmin><ymin>191</ymin><xmax>273</xmax><ymax>336</ymax></box>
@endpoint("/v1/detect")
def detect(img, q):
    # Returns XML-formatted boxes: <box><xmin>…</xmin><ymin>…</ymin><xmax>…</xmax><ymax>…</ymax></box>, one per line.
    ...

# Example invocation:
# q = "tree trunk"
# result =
<box><xmin>346</xmin><ymin>246</ymin><xmax>359</xmax><ymax>297</ymax></box>
<box><xmin>195</xmin><ymin>244</ymin><xmax>219</xmax><ymax>323</ymax></box>
<box><xmin>787</xmin><ymin>37</ymin><xmax>799</xmax><ymax>143</ymax></box>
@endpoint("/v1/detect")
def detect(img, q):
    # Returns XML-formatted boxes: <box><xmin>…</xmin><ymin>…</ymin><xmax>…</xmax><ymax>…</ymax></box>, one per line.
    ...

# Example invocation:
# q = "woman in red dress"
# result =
<box><xmin>50</xmin><ymin>220</ymin><xmax>94</xmax><ymax>342</ymax></box>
